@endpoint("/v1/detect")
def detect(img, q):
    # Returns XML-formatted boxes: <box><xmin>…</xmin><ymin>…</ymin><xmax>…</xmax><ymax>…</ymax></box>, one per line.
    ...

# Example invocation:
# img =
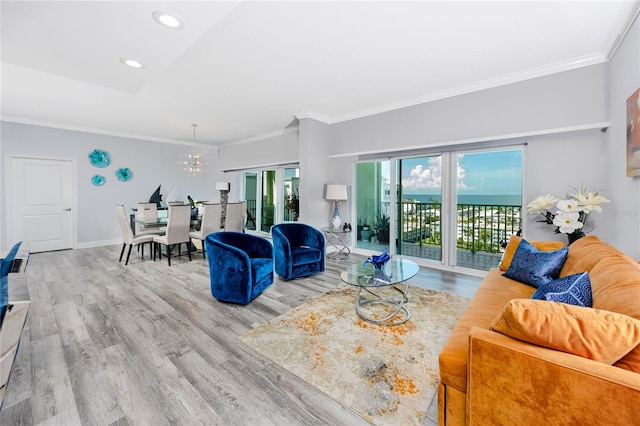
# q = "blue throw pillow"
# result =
<box><xmin>502</xmin><ymin>239</ymin><xmax>568</xmax><ymax>288</ymax></box>
<box><xmin>531</xmin><ymin>272</ymin><xmax>588</xmax><ymax>300</ymax></box>
<box><xmin>1</xmin><ymin>241</ymin><xmax>22</xmax><ymax>278</ymax></box>
<box><xmin>544</xmin><ymin>272</ymin><xmax>592</xmax><ymax>307</ymax></box>
<box><xmin>0</xmin><ymin>275</ymin><xmax>8</xmax><ymax>327</ymax></box>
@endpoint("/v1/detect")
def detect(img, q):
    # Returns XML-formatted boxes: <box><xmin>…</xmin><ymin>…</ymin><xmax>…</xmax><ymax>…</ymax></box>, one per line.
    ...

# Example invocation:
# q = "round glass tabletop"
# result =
<box><xmin>341</xmin><ymin>258</ymin><xmax>419</xmax><ymax>288</ymax></box>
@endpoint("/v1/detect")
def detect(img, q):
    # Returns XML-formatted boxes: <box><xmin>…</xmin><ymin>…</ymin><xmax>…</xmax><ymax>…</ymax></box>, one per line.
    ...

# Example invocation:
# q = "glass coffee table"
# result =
<box><xmin>340</xmin><ymin>258</ymin><xmax>419</xmax><ymax>326</ymax></box>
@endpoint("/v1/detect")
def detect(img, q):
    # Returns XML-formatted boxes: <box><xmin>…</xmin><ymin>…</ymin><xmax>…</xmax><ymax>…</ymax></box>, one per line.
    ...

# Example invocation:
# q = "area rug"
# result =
<box><xmin>238</xmin><ymin>285</ymin><xmax>470</xmax><ymax>425</ymax></box>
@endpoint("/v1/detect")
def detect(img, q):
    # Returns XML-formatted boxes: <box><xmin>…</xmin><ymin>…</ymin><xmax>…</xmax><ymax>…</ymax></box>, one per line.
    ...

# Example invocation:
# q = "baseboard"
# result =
<box><xmin>77</xmin><ymin>239</ymin><xmax>121</xmax><ymax>249</ymax></box>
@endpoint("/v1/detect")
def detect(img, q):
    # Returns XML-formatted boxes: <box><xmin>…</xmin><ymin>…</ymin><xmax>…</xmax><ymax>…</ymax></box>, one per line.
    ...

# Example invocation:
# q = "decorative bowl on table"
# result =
<box><xmin>363</xmin><ymin>251</ymin><xmax>391</xmax><ymax>271</ymax></box>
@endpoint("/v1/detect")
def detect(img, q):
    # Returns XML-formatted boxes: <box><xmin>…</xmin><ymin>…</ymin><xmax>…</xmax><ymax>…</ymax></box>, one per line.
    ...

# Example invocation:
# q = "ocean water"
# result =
<box><xmin>404</xmin><ymin>194</ymin><xmax>522</xmax><ymax>206</ymax></box>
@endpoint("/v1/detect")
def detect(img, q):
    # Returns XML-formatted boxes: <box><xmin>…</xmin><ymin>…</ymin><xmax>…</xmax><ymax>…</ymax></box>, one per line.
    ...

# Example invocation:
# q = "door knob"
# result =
<box><xmin>64</xmin><ymin>208</ymin><xmax>72</xmax><ymax>211</ymax></box>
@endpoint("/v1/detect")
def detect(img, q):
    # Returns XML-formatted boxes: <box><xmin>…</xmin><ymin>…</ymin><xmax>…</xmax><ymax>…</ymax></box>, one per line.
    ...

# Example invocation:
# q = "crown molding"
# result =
<box><xmin>293</xmin><ymin>111</ymin><xmax>332</xmax><ymax>124</ymax></box>
<box><xmin>0</xmin><ymin>115</ymin><xmax>211</xmax><ymax>148</ymax></box>
<box><xmin>605</xmin><ymin>0</ymin><xmax>640</xmax><ymax>59</ymax></box>
<box><xmin>222</xmin><ymin>125</ymin><xmax>300</xmax><ymax>147</ymax></box>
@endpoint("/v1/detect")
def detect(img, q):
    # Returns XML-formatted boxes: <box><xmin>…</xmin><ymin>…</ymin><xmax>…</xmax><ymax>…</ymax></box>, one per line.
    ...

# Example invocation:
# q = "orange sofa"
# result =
<box><xmin>438</xmin><ymin>235</ymin><xmax>640</xmax><ymax>425</ymax></box>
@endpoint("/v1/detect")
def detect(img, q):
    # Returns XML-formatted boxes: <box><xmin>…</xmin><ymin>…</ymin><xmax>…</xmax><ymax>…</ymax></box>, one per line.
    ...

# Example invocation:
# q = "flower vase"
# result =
<box><xmin>566</xmin><ymin>233</ymin><xmax>583</xmax><ymax>245</ymax></box>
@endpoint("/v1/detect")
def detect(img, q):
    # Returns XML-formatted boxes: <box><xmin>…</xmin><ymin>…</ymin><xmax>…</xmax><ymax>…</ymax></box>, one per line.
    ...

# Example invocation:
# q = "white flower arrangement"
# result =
<box><xmin>527</xmin><ymin>185</ymin><xmax>610</xmax><ymax>239</ymax></box>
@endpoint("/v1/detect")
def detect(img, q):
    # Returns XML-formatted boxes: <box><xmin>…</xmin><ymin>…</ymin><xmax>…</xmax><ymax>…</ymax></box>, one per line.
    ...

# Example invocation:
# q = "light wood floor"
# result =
<box><xmin>1</xmin><ymin>244</ymin><xmax>482</xmax><ymax>426</ymax></box>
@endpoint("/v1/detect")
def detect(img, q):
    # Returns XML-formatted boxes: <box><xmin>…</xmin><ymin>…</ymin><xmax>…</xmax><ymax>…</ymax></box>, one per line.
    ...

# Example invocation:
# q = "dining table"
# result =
<box><xmin>130</xmin><ymin>207</ymin><xmax>201</xmax><ymax>235</ymax></box>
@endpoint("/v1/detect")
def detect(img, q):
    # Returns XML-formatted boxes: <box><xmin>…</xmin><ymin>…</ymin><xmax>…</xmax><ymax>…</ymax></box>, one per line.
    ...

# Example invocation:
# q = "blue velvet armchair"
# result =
<box><xmin>271</xmin><ymin>223</ymin><xmax>325</xmax><ymax>280</ymax></box>
<box><xmin>205</xmin><ymin>232</ymin><xmax>274</xmax><ymax>304</ymax></box>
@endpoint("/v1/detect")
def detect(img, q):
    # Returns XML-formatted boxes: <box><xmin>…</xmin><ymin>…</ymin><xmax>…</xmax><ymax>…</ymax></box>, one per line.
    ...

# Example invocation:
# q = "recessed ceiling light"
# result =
<box><xmin>152</xmin><ymin>10</ymin><xmax>184</xmax><ymax>29</ymax></box>
<box><xmin>120</xmin><ymin>58</ymin><xmax>144</xmax><ymax>69</ymax></box>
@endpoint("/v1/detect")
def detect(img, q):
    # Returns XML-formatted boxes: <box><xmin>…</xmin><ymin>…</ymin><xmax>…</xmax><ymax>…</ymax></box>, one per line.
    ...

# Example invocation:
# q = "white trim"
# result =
<box><xmin>293</xmin><ymin>111</ymin><xmax>332</xmax><ymax>124</ymax></box>
<box><xmin>0</xmin><ymin>116</ymin><xmax>210</xmax><ymax>148</ymax></box>
<box><xmin>220</xmin><ymin>160</ymin><xmax>300</xmax><ymax>173</ymax></box>
<box><xmin>77</xmin><ymin>239</ymin><xmax>121</xmax><ymax>249</ymax></box>
<box><xmin>328</xmin><ymin>122</ymin><xmax>610</xmax><ymax>159</ymax></box>
<box><xmin>604</xmin><ymin>0</ymin><xmax>640</xmax><ymax>59</ymax></box>
<box><xmin>222</xmin><ymin>126</ymin><xmax>300</xmax><ymax>147</ymax></box>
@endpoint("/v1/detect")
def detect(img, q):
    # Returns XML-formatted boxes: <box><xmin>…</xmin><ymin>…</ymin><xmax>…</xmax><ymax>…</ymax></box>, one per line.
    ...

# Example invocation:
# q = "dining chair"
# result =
<box><xmin>153</xmin><ymin>205</ymin><xmax>192</xmax><ymax>266</ymax></box>
<box><xmin>116</xmin><ymin>205</ymin><xmax>154</xmax><ymax>265</ymax></box>
<box><xmin>136</xmin><ymin>202</ymin><xmax>165</xmax><ymax>236</ymax></box>
<box><xmin>224</xmin><ymin>201</ymin><xmax>246</xmax><ymax>232</ymax></box>
<box><xmin>189</xmin><ymin>203</ymin><xmax>222</xmax><ymax>258</ymax></box>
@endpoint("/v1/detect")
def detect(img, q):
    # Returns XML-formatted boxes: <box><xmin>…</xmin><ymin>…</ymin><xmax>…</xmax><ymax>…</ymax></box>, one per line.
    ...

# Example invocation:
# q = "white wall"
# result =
<box><xmin>523</xmin><ymin>129</ymin><xmax>610</xmax><ymax>242</ymax></box>
<box><xmin>328</xmin><ymin>64</ymin><xmax>607</xmax><ymax>156</ymax></box>
<box><xmin>299</xmin><ymin>118</ymin><xmax>332</xmax><ymax>229</ymax></box>
<box><xmin>218</xmin><ymin>130</ymin><xmax>299</xmax><ymax>171</ymax></box>
<box><xmin>605</xmin><ymin>15</ymin><xmax>640</xmax><ymax>259</ymax></box>
<box><xmin>0</xmin><ymin>122</ymin><xmax>219</xmax><ymax>248</ymax></box>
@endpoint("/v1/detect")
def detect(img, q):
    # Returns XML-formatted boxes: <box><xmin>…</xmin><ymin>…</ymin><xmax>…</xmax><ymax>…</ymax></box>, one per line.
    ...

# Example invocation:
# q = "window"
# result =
<box><xmin>354</xmin><ymin>147</ymin><xmax>523</xmax><ymax>272</ymax></box>
<box><xmin>242</xmin><ymin>166</ymin><xmax>300</xmax><ymax>233</ymax></box>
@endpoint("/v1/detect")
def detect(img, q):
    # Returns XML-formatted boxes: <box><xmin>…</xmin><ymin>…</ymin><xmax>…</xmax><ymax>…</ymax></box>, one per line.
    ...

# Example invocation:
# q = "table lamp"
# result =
<box><xmin>325</xmin><ymin>184</ymin><xmax>348</xmax><ymax>231</ymax></box>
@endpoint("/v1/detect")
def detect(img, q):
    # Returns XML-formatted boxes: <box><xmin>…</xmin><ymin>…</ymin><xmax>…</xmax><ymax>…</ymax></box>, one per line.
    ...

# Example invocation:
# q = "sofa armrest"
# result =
<box><xmin>0</xmin><ymin>300</ymin><xmax>30</xmax><ymax>409</ymax></box>
<box><xmin>467</xmin><ymin>327</ymin><xmax>640</xmax><ymax>426</ymax></box>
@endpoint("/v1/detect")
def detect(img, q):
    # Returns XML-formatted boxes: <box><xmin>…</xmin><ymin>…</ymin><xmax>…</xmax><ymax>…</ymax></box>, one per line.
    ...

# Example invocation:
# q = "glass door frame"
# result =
<box><xmin>354</xmin><ymin>144</ymin><xmax>524</xmax><ymax>273</ymax></box>
<box><xmin>242</xmin><ymin>164</ymin><xmax>298</xmax><ymax>235</ymax></box>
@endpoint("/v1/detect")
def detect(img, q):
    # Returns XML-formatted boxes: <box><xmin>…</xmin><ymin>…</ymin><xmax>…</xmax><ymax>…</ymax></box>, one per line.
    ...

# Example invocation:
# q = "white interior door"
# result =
<box><xmin>7</xmin><ymin>156</ymin><xmax>74</xmax><ymax>253</ymax></box>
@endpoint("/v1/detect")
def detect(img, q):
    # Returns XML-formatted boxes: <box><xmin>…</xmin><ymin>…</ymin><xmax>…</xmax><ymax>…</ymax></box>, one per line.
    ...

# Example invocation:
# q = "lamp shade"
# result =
<box><xmin>216</xmin><ymin>182</ymin><xmax>230</xmax><ymax>191</ymax></box>
<box><xmin>325</xmin><ymin>184</ymin><xmax>347</xmax><ymax>201</ymax></box>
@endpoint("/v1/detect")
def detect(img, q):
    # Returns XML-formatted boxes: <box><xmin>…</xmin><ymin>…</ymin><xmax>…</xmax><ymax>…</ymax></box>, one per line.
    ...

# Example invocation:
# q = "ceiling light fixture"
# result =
<box><xmin>120</xmin><ymin>58</ymin><xmax>144</xmax><ymax>69</ymax></box>
<box><xmin>152</xmin><ymin>10</ymin><xmax>184</xmax><ymax>29</ymax></box>
<box><xmin>180</xmin><ymin>124</ymin><xmax>207</xmax><ymax>175</ymax></box>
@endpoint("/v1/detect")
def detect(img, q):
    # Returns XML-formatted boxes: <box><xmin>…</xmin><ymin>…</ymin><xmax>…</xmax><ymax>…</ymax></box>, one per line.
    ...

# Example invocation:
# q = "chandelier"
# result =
<box><xmin>181</xmin><ymin>123</ymin><xmax>207</xmax><ymax>175</ymax></box>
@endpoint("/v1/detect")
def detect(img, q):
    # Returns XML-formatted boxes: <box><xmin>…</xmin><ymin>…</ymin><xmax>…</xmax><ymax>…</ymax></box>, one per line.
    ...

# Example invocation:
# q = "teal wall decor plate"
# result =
<box><xmin>88</xmin><ymin>149</ymin><xmax>110</xmax><ymax>167</ymax></box>
<box><xmin>91</xmin><ymin>175</ymin><xmax>106</xmax><ymax>186</ymax></box>
<box><xmin>115</xmin><ymin>168</ymin><xmax>133</xmax><ymax>182</ymax></box>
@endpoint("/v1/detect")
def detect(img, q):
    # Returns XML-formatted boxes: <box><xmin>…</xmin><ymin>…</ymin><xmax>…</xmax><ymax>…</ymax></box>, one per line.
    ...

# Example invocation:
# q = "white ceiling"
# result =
<box><xmin>1</xmin><ymin>1</ymin><xmax>639</xmax><ymax>146</ymax></box>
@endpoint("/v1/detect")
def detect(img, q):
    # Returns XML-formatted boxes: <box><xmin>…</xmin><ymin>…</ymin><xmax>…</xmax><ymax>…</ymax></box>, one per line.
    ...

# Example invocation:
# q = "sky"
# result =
<box><xmin>398</xmin><ymin>149</ymin><xmax>523</xmax><ymax>195</ymax></box>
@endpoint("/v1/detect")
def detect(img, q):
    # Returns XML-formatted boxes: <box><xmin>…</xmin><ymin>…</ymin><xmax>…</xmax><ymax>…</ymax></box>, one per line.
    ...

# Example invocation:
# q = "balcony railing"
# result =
<box><xmin>244</xmin><ymin>199</ymin><xmax>297</xmax><ymax>232</ymax></box>
<box><xmin>399</xmin><ymin>201</ymin><xmax>522</xmax><ymax>254</ymax></box>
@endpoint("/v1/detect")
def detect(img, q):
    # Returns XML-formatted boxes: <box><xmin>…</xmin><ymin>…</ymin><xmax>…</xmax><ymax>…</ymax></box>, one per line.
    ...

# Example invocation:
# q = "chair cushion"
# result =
<box><xmin>491</xmin><ymin>299</ymin><xmax>640</xmax><ymax>365</ymax></box>
<box><xmin>589</xmin><ymin>254</ymin><xmax>640</xmax><ymax>373</ymax></box>
<box><xmin>291</xmin><ymin>246</ymin><xmax>322</xmax><ymax>265</ymax></box>
<box><xmin>250</xmin><ymin>258</ymin><xmax>274</xmax><ymax>299</ymax></box>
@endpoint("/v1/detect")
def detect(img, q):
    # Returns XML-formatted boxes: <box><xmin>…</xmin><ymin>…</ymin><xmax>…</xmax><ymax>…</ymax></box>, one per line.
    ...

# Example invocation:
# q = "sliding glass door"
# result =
<box><xmin>283</xmin><ymin>168</ymin><xmax>300</xmax><ymax>222</ymax></box>
<box><xmin>455</xmin><ymin>150</ymin><xmax>522</xmax><ymax>269</ymax></box>
<box><xmin>354</xmin><ymin>147</ymin><xmax>523</xmax><ymax>271</ymax></box>
<box><xmin>397</xmin><ymin>156</ymin><xmax>443</xmax><ymax>262</ymax></box>
<box><xmin>355</xmin><ymin>161</ymin><xmax>390</xmax><ymax>251</ymax></box>
<box><xmin>242</xmin><ymin>165</ymin><xmax>299</xmax><ymax>233</ymax></box>
<box><xmin>244</xmin><ymin>172</ymin><xmax>258</xmax><ymax>231</ymax></box>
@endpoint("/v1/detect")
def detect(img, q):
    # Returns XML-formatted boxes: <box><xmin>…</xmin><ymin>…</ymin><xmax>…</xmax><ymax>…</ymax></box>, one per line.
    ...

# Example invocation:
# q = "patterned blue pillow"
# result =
<box><xmin>0</xmin><ymin>275</ymin><xmax>8</xmax><ymax>327</ymax></box>
<box><xmin>531</xmin><ymin>272</ymin><xmax>587</xmax><ymax>300</ymax></box>
<box><xmin>503</xmin><ymin>239</ymin><xmax>568</xmax><ymax>288</ymax></box>
<box><xmin>545</xmin><ymin>272</ymin><xmax>592</xmax><ymax>307</ymax></box>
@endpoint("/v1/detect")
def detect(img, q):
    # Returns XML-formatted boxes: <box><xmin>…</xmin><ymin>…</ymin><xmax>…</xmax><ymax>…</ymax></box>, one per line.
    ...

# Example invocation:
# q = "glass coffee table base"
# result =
<box><xmin>355</xmin><ymin>283</ymin><xmax>410</xmax><ymax>326</ymax></box>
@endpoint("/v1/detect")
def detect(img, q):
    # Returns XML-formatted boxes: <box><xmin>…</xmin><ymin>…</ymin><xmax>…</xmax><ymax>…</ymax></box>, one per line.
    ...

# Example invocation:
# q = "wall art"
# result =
<box><xmin>88</xmin><ymin>149</ymin><xmax>111</xmax><ymax>168</ymax></box>
<box><xmin>91</xmin><ymin>175</ymin><xmax>106</xmax><ymax>186</ymax></box>
<box><xmin>115</xmin><ymin>168</ymin><xmax>133</xmax><ymax>182</ymax></box>
<box><xmin>627</xmin><ymin>87</ymin><xmax>640</xmax><ymax>177</ymax></box>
